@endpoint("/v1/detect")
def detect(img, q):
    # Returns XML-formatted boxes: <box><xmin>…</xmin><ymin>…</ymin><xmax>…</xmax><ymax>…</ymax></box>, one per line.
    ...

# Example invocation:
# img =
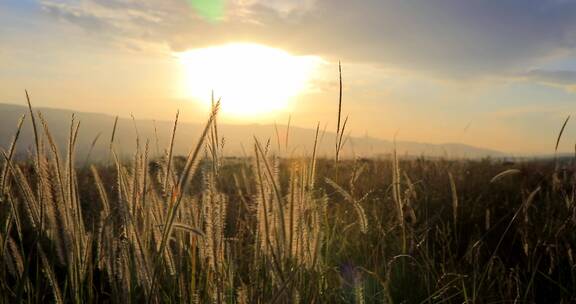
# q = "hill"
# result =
<box><xmin>0</xmin><ymin>103</ymin><xmax>504</xmax><ymax>160</ymax></box>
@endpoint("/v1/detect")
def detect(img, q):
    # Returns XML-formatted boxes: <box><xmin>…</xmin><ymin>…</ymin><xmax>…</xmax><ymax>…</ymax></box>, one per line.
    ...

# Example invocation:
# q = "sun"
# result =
<box><xmin>177</xmin><ymin>43</ymin><xmax>322</xmax><ymax>117</ymax></box>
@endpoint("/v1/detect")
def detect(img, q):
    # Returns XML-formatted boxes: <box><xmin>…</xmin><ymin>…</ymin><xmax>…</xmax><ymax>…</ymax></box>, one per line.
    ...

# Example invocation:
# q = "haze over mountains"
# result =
<box><xmin>0</xmin><ymin>103</ymin><xmax>504</xmax><ymax>161</ymax></box>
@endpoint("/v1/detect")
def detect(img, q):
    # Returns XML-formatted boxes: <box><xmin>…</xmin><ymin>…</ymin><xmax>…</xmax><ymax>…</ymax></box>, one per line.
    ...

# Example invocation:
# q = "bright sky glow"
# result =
<box><xmin>6</xmin><ymin>1</ymin><xmax>576</xmax><ymax>153</ymax></box>
<box><xmin>177</xmin><ymin>43</ymin><xmax>322</xmax><ymax>117</ymax></box>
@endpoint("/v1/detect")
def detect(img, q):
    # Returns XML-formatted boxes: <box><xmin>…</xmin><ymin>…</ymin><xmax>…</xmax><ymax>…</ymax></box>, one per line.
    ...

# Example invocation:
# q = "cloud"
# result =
<box><xmin>514</xmin><ymin>68</ymin><xmax>576</xmax><ymax>91</ymax></box>
<box><xmin>523</xmin><ymin>69</ymin><xmax>576</xmax><ymax>87</ymax></box>
<box><xmin>42</xmin><ymin>2</ymin><xmax>115</xmax><ymax>32</ymax></box>
<box><xmin>39</xmin><ymin>0</ymin><xmax>576</xmax><ymax>77</ymax></box>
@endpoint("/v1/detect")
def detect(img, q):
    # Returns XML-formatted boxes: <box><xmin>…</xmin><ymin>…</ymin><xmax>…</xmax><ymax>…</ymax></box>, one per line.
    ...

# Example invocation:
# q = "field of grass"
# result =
<box><xmin>1</xmin><ymin>94</ymin><xmax>576</xmax><ymax>303</ymax></box>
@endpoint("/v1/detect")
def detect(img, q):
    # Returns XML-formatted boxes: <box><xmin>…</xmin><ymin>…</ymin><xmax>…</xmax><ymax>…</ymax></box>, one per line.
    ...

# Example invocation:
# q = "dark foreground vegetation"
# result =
<box><xmin>1</xmin><ymin>101</ymin><xmax>576</xmax><ymax>303</ymax></box>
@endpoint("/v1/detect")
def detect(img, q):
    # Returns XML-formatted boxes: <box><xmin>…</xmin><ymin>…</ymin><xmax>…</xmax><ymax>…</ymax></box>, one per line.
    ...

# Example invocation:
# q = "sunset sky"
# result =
<box><xmin>3</xmin><ymin>0</ymin><xmax>576</xmax><ymax>154</ymax></box>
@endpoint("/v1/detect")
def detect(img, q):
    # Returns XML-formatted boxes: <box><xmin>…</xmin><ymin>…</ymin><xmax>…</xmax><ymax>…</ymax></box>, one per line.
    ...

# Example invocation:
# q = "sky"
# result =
<box><xmin>2</xmin><ymin>0</ymin><xmax>576</xmax><ymax>154</ymax></box>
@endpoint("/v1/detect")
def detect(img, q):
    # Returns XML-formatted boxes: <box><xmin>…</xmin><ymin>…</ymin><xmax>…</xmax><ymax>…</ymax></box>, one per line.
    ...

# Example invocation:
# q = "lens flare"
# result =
<box><xmin>187</xmin><ymin>0</ymin><xmax>225</xmax><ymax>21</ymax></box>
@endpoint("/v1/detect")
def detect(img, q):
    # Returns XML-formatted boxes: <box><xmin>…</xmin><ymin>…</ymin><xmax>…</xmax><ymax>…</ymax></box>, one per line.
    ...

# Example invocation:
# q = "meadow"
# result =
<box><xmin>1</xmin><ymin>92</ymin><xmax>576</xmax><ymax>303</ymax></box>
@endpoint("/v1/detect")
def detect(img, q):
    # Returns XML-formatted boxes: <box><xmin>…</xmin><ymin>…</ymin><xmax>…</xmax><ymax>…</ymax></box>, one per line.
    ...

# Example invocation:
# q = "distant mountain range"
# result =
<box><xmin>0</xmin><ymin>103</ymin><xmax>504</xmax><ymax>161</ymax></box>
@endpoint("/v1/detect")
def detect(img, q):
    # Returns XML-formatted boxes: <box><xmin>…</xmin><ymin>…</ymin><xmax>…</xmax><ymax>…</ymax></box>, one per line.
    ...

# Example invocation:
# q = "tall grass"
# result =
<box><xmin>1</xmin><ymin>87</ymin><xmax>576</xmax><ymax>303</ymax></box>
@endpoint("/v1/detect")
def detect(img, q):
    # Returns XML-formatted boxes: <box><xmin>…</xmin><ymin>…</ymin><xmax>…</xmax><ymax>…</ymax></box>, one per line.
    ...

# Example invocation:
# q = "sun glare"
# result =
<box><xmin>177</xmin><ymin>43</ymin><xmax>322</xmax><ymax>117</ymax></box>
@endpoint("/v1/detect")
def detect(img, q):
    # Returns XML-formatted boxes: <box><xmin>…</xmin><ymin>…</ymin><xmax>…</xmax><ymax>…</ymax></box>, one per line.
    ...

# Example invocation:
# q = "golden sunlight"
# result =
<box><xmin>177</xmin><ymin>43</ymin><xmax>322</xmax><ymax>117</ymax></box>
